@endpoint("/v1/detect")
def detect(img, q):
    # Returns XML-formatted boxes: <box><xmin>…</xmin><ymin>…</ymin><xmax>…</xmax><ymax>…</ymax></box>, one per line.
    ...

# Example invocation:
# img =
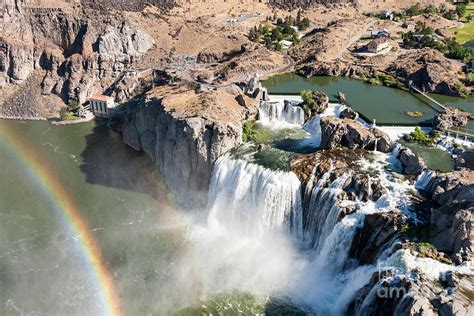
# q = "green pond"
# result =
<box><xmin>401</xmin><ymin>141</ymin><xmax>455</xmax><ymax>173</ymax></box>
<box><xmin>263</xmin><ymin>74</ymin><xmax>474</xmax><ymax>128</ymax></box>
<box><xmin>0</xmin><ymin>119</ymin><xmax>290</xmax><ymax>315</ymax></box>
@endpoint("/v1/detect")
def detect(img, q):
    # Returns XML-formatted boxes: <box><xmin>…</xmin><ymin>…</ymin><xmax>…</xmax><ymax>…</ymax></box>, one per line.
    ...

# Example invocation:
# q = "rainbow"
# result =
<box><xmin>0</xmin><ymin>123</ymin><xmax>123</xmax><ymax>316</ymax></box>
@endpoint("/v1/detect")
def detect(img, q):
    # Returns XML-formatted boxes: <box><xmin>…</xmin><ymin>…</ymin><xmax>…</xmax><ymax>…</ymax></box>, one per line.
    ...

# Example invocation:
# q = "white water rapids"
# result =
<box><xmin>189</xmin><ymin>148</ymin><xmax>418</xmax><ymax>314</ymax></box>
<box><xmin>180</xmin><ymin>100</ymin><xmax>469</xmax><ymax>315</ymax></box>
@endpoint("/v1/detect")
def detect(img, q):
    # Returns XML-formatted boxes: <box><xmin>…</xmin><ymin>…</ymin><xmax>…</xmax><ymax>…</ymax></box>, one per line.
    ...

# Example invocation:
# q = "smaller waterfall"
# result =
<box><xmin>415</xmin><ymin>170</ymin><xmax>436</xmax><ymax>190</ymax></box>
<box><xmin>302</xmin><ymin>104</ymin><xmax>348</xmax><ymax>148</ymax></box>
<box><xmin>259</xmin><ymin>100</ymin><xmax>305</xmax><ymax>126</ymax></box>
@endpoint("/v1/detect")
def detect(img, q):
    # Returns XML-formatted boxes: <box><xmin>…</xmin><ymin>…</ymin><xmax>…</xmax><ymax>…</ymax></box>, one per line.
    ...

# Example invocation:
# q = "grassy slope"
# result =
<box><xmin>450</xmin><ymin>4</ymin><xmax>474</xmax><ymax>44</ymax></box>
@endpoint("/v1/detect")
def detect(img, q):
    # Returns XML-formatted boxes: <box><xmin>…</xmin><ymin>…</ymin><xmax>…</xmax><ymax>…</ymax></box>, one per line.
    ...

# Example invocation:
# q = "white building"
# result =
<box><xmin>367</xmin><ymin>37</ymin><xmax>389</xmax><ymax>53</ymax></box>
<box><xmin>279</xmin><ymin>40</ymin><xmax>293</xmax><ymax>49</ymax></box>
<box><xmin>89</xmin><ymin>95</ymin><xmax>117</xmax><ymax>118</ymax></box>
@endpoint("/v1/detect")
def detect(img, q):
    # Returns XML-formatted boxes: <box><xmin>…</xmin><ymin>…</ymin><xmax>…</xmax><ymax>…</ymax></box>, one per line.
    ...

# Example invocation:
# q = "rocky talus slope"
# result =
<box><xmin>122</xmin><ymin>84</ymin><xmax>257</xmax><ymax>208</ymax></box>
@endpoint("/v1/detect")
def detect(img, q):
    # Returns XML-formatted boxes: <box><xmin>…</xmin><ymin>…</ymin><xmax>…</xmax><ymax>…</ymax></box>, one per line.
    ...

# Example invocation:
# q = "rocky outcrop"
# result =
<box><xmin>291</xmin><ymin>148</ymin><xmax>387</xmax><ymax>202</ymax></box>
<box><xmin>349</xmin><ymin>212</ymin><xmax>405</xmax><ymax>265</ymax></box>
<box><xmin>349</xmin><ymin>271</ymin><xmax>474</xmax><ymax>316</ymax></box>
<box><xmin>397</xmin><ymin>146</ymin><xmax>426</xmax><ymax>175</ymax></box>
<box><xmin>388</xmin><ymin>49</ymin><xmax>466</xmax><ymax>97</ymax></box>
<box><xmin>339</xmin><ymin>106</ymin><xmax>358</xmax><ymax>120</ymax></box>
<box><xmin>454</xmin><ymin>149</ymin><xmax>474</xmax><ymax>170</ymax></box>
<box><xmin>432</xmin><ymin>109</ymin><xmax>474</xmax><ymax>131</ymax></box>
<box><xmin>424</xmin><ymin>171</ymin><xmax>474</xmax><ymax>263</ymax></box>
<box><xmin>297</xmin><ymin>60</ymin><xmax>367</xmax><ymax>78</ymax></box>
<box><xmin>122</xmin><ymin>84</ymin><xmax>254</xmax><ymax>208</ymax></box>
<box><xmin>82</xmin><ymin>0</ymin><xmax>176</xmax><ymax>12</ymax></box>
<box><xmin>39</xmin><ymin>22</ymin><xmax>154</xmax><ymax>105</ymax></box>
<box><xmin>319</xmin><ymin>116</ymin><xmax>392</xmax><ymax>152</ymax></box>
<box><xmin>0</xmin><ymin>3</ymin><xmax>155</xmax><ymax>116</ymax></box>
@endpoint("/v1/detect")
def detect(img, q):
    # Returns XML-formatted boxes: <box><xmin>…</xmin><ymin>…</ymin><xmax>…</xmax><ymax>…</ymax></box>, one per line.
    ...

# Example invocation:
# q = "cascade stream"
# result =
<box><xmin>197</xmin><ymin>97</ymin><xmax>466</xmax><ymax>315</ymax></box>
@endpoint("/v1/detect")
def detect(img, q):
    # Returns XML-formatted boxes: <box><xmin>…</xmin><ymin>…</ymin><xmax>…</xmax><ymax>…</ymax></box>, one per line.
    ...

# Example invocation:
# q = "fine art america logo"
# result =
<box><xmin>375</xmin><ymin>263</ymin><xmax>473</xmax><ymax>299</ymax></box>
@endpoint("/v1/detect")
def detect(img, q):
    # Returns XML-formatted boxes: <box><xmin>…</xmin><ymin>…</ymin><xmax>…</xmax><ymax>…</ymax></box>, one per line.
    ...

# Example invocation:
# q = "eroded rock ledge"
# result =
<box><xmin>424</xmin><ymin>170</ymin><xmax>474</xmax><ymax>264</ymax></box>
<box><xmin>290</xmin><ymin>148</ymin><xmax>387</xmax><ymax>202</ymax></box>
<box><xmin>122</xmin><ymin>84</ymin><xmax>257</xmax><ymax>208</ymax></box>
<box><xmin>320</xmin><ymin>116</ymin><xmax>392</xmax><ymax>152</ymax></box>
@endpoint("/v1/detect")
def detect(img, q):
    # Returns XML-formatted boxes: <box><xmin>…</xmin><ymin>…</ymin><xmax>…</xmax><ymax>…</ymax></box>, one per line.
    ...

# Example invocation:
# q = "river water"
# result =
<box><xmin>0</xmin><ymin>119</ymin><xmax>308</xmax><ymax>315</ymax></box>
<box><xmin>263</xmin><ymin>74</ymin><xmax>474</xmax><ymax>128</ymax></box>
<box><xmin>0</xmin><ymin>120</ymin><xmax>203</xmax><ymax>315</ymax></box>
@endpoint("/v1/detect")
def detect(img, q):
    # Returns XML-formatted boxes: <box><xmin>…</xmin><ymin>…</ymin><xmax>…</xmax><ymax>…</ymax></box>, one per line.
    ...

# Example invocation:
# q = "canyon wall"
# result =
<box><xmin>122</xmin><ymin>86</ymin><xmax>256</xmax><ymax>208</ymax></box>
<box><xmin>0</xmin><ymin>1</ymin><xmax>155</xmax><ymax>117</ymax></box>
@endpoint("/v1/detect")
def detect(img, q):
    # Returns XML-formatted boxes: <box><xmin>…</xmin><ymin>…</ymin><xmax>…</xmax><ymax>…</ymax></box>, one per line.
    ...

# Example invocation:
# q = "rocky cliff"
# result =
<box><xmin>349</xmin><ymin>270</ymin><xmax>474</xmax><ymax>316</ymax></box>
<box><xmin>291</xmin><ymin>148</ymin><xmax>387</xmax><ymax>203</ymax></box>
<box><xmin>0</xmin><ymin>1</ymin><xmax>155</xmax><ymax>117</ymax></box>
<box><xmin>424</xmin><ymin>170</ymin><xmax>474</xmax><ymax>264</ymax></box>
<box><xmin>122</xmin><ymin>84</ymin><xmax>256</xmax><ymax>208</ymax></box>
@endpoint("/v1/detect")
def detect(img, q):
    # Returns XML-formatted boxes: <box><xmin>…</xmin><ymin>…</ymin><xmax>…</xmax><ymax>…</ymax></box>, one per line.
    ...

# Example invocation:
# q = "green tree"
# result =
<box><xmin>405</xmin><ymin>4</ymin><xmax>422</xmax><ymax>16</ymax></box>
<box><xmin>296</xmin><ymin>10</ymin><xmax>302</xmax><ymax>26</ymax></box>
<box><xmin>271</xmin><ymin>27</ymin><xmax>283</xmax><ymax>41</ymax></box>
<box><xmin>283</xmin><ymin>25</ymin><xmax>296</xmax><ymax>36</ymax></box>
<box><xmin>299</xmin><ymin>17</ymin><xmax>310</xmax><ymax>31</ymax></box>
<box><xmin>424</xmin><ymin>4</ymin><xmax>437</xmax><ymax>14</ymax></box>
<box><xmin>456</xmin><ymin>5</ymin><xmax>467</xmax><ymax>18</ymax></box>
<box><xmin>264</xmin><ymin>36</ymin><xmax>273</xmax><ymax>49</ymax></box>
<box><xmin>292</xmin><ymin>33</ymin><xmax>301</xmax><ymax>44</ymax></box>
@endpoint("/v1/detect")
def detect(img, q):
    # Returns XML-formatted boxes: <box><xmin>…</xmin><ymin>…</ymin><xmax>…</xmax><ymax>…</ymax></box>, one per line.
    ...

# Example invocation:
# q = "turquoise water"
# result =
<box><xmin>402</xmin><ymin>141</ymin><xmax>455</xmax><ymax>173</ymax></box>
<box><xmin>263</xmin><ymin>74</ymin><xmax>473</xmax><ymax>127</ymax></box>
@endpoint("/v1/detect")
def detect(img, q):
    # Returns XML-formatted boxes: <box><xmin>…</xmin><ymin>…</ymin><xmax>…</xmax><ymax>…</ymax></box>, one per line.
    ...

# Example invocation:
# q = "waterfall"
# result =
<box><xmin>415</xmin><ymin>170</ymin><xmax>436</xmax><ymax>191</ymax></box>
<box><xmin>201</xmin><ymin>138</ymin><xmax>432</xmax><ymax>314</ymax></box>
<box><xmin>259</xmin><ymin>100</ymin><xmax>305</xmax><ymax>126</ymax></box>
<box><xmin>291</xmin><ymin>213</ymin><xmax>377</xmax><ymax>315</ymax></box>
<box><xmin>301</xmin><ymin>104</ymin><xmax>348</xmax><ymax>148</ymax></box>
<box><xmin>207</xmin><ymin>154</ymin><xmax>304</xmax><ymax>238</ymax></box>
<box><xmin>302</xmin><ymin>171</ymin><xmax>351</xmax><ymax>249</ymax></box>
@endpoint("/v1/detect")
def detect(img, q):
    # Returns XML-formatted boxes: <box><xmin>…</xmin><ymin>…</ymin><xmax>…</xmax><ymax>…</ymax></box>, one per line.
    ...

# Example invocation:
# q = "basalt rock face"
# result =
<box><xmin>298</xmin><ymin>60</ymin><xmax>367</xmax><ymax>78</ymax></box>
<box><xmin>397</xmin><ymin>146</ymin><xmax>426</xmax><ymax>175</ymax></box>
<box><xmin>387</xmin><ymin>49</ymin><xmax>465</xmax><ymax>97</ymax></box>
<box><xmin>349</xmin><ymin>271</ymin><xmax>474</xmax><ymax>316</ymax></box>
<box><xmin>425</xmin><ymin>171</ymin><xmax>474</xmax><ymax>264</ymax></box>
<box><xmin>122</xmin><ymin>86</ymin><xmax>249</xmax><ymax>209</ymax></box>
<box><xmin>349</xmin><ymin>212</ymin><xmax>405</xmax><ymax>265</ymax></box>
<box><xmin>432</xmin><ymin>109</ymin><xmax>474</xmax><ymax>131</ymax></box>
<box><xmin>82</xmin><ymin>0</ymin><xmax>176</xmax><ymax>12</ymax></box>
<box><xmin>339</xmin><ymin>106</ymin><xmax>357</xmax><ymax>119</ymax></box>
<box><xmin>0</xmin><ymin>2</ymin><xmax>155</xmax><ymax>115</ymax></box>
<box><xmin>291</xmin><ymin>148</ymin><xmax>387</xmax><ymax>203</ymax></box>
<box><xmin>455</xmin><ymin>149</ymin><xmax>474</xmax><ymax>170</ymax></box>
<box><xmin>320</xmin><ymin>116</ymin><xmax>392</xmax><ymax>152</ymax></box>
